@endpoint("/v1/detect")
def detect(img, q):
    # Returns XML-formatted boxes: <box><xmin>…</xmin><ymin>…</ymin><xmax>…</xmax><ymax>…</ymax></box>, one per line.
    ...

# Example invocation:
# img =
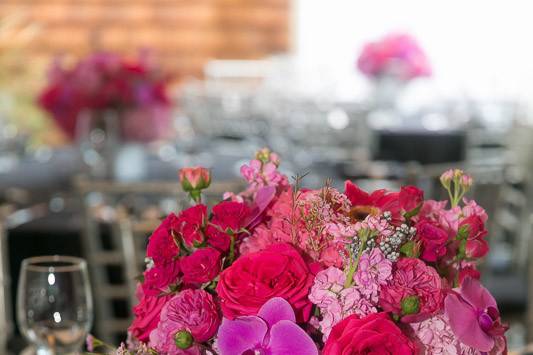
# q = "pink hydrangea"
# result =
<box><xmin>354</xmin><ymin>249</ymin><xmax>392</xmax><ymax>301</ymax></box>
<box><xmin>149</xmin><ymin>289</ymin><xmax>220</xmax><ymax>354</ymax></box>
<box><xmin>379</xmin><ymin>258</ymin><xmax>443</xmax><ymax>323</ymax></box>
<box><xmin>411</xmin><ymin>314</ymin><xmax>472</xmax><ymax>355</ymax></box>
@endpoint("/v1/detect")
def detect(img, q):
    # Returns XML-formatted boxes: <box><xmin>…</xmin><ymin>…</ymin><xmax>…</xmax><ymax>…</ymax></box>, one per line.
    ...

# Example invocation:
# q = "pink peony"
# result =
<box><xmin>380</xmin><ymin>258</ymin><xmax>443</xmax><ymax>323</ymax></box>
<box><xmin>149</xmin><ymin>289</ymin><xmax>220</xmax><ymax>353</ymax></box>
<box><xmin>146</xmin><ymin>214</ymin><xmax>180</xmax><ymax>266</ymax></box>
<box><xmin>354</xmin><ymin>248</ymin><xmax>392</xmax><ymax>301</ymax></box>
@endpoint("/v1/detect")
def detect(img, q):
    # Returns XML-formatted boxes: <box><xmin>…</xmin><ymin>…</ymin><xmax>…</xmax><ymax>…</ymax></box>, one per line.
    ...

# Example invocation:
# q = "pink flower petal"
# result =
<box><xmin>258</xmin><ymin>297</ymin><xmax>296</xmax><ymax>327</ymax></box>
<box><xmin>445</xmin><ymin>293</ymin><xmax>494</xmax><ymax>352</ymax></box>
<box><xmin>268</xmin><ymin>320</ymin><xmax>318</xmax><ymax>355</ymax></box>
<box><xmin>460</xmin><ymin>277</ymin><xmax>497</xmax><ymax>311</ymax></box>
<box><xmin>216</xmin><ymin>317</ymin><xmax>268</xmax><ymax>355</ymax></box>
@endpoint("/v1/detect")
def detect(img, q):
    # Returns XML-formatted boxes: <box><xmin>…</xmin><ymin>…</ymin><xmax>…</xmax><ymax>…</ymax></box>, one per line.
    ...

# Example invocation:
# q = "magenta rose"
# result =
<box><xmin>216</xmin><ymin>243</ymin><xmax>314</xmax><ymax>322</ymax></box>
<box><xmin>323</xmin><ymin>313</ymin><xmax>417</xmax><ymax>355</ymax></box>
<box><xmin>181</xmin><ymin>247</ymin><xmax>222</xmax><ymax>284</ymax></box>
<box><xmin>172</xmin><ymin>204</ymin><xmax>208</xmax><ymax>248</ymax></box>
<box><xmin>380</xmin><ymin>258</ymin><xmax>443</xmax><ymax>323</ymax></box>
<box><xmin>416</xmin><ymin>218</ymin><xmax>449</xmax><ymax>262</ymax></box>
<box><xmin>149</xmin><ymin>289</ymin><xmax>220</xmax><ymax>354</ymax></box>
<box><xmin>399</xmin><ymin>185</ymin><xmax>424</xmax><ymax>212</ymax></box>
<box><xmin>147</xmin><ymin>213</ymin><xmax>180</xmax><ymax>266</ymax></box>
<box><xmin>129</xmin><ymin>293</ymin><xmax>172</xmax><ymax>342</ymax></box>
<box><xmin>142</xmin><ymin>260</ymin><xmax>180</xmax><ymax>296</ymax></box>
<box><xmin>207</xmin><ymin>201</ymin><xmax>250</xmax><ymax>251</ymax></box>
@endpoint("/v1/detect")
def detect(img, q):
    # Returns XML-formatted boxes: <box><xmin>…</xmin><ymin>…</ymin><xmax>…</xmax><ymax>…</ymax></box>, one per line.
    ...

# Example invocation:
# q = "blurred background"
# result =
<box><xmin>1</xmin><ymin>0</ymin><xmax>533</xmax><ymax>353</ymax></box>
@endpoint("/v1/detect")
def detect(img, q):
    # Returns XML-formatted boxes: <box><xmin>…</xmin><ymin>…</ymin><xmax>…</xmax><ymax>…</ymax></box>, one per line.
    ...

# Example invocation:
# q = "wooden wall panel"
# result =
<box><xmin>0</xmin><ymin>0</ymin><xmax>290</xmax><ymax>81</ymax></box>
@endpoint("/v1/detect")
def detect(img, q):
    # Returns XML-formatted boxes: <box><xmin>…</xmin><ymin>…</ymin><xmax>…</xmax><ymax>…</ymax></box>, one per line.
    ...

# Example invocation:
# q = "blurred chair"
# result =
<box><xmin>75</xmin><ymin>177</ymin><xmax>243</xmax><ymax>343</ymax></box>
<box><xmin>0</xmin><ymin>205</ymin><xmax>13</xmax><ymax>354</ymax></box>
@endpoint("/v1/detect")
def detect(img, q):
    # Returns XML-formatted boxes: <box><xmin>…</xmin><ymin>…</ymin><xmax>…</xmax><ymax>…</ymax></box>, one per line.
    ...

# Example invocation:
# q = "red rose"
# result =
<box><xmin>460</xmin><ymin>215</ymin><xmax>489</xmax><ymax>258</ymax></box>
<box><xmin>128</xmin><ymin>293</ymin><xmax>172</xmax><ymax>342</ymax></box>
<box><xmin>172</xmin><ymin>204</ymin><xmax>207</xmax><ymax>248</ymax></box>
<box><xmin>181</xmin><ymin>247</ymin><xmax>222</xmax><ymax>284</ymax></box>
<box><xmin>207</xmin><ymin>201</ymin><xmax>250</xmax><ymax>251</ymax></box>
<box><xmin>216</xmin><ymin>243</ymin><xmax>314</xmax><ymax>322</ymax></box>
<box><xmin>416</xmin><ymin>218</ymin><xmax>449</xmax><ymax>262</ymax></box>
<box><xmin>147</xmin><ymin>214</ymin><xmax>180</xmax><ymax>265</ymax></box>
<box><xmin>142</xmin><ymin>260</ymin><xmax>180</xmax><ymax>296</ymax></box>
<box><xmin>323</xmin><ymin>313</ymin><xmax>417</xmax><ymax>355</ymax></box>
<box><xmin>399</xmin><ymin>185</ymin><xmax>424</xmax><ymax>212</ymax></box>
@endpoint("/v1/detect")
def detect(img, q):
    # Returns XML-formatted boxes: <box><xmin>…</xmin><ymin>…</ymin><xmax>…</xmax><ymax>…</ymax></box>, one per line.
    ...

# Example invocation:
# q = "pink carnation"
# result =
<box><xmin>379</xmin><ymin>258</ymin><xmax>443</xmax><ymax>323</ymax></box>
<box><xmin>354</xmin><ymin>248</ymin><xmax>392</xmax><ymax>301</ymax></box>
<box><xmin>149</xmin><ymin>289</ymin><xmax>220</xmax><ymax>354</ymax></box>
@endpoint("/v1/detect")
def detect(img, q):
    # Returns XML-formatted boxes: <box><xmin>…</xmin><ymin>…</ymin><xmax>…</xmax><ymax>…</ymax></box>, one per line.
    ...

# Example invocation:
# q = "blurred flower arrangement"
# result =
<box><xmin>38</xmin><ymin>51</ymin><xmax>173</xmax><ymax>142</ymax></box>
<box><xmin>89</xmin><ymin>149</ymin><xmax>507</xmax><ymax>354</ymax></box>
<box><xmin>357</xmin><ymin>32</ymin><xmax>431</xmax><ymax>82</ymax></box>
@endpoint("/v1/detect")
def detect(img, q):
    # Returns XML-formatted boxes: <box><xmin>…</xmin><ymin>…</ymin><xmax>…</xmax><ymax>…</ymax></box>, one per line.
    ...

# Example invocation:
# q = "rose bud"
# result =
<box><xmin>179</xmin><ymin>167</ymin><xmax>211</xmax><ymax>203</ymax></box>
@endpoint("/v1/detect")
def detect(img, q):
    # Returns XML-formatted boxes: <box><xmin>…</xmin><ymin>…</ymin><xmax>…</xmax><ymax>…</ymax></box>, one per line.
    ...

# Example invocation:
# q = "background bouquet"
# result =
<box><xmin>91</xmin><ymin>148</ymin><xmax>508</xmax><ymax>354</ymax></box>
<box><xmin>38</xmin><ymin>51</ymin><xmax>171</xmax><ymax>142</ymax></box>
<box><xmin>357</xmin><ymin>32</ymin><xmax>432</xmax><ymax>82</ymax></box>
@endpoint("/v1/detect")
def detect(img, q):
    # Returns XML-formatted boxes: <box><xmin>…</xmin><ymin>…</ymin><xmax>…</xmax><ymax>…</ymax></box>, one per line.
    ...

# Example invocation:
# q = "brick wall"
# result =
<box><xmin>0</xmin><ymin>0</ymin><xmax>290</xmax><ymax>80</ymax></box>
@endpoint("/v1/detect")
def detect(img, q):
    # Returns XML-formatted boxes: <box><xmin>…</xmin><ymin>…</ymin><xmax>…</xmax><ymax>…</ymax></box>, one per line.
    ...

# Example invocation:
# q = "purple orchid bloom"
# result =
<box><xmin>444</xmin><ymin>277</ymin><xmax>507</xmax><ymax>352</ymax></box>
<box><xmin>216</xmin><ymin>297</ymin><xmax>318</xmax><ymax>355</ymax></box>
<box><xmin>244</xmin><ymin>186</ymin><xmax>276</xmax><ymax>229</ymax></box>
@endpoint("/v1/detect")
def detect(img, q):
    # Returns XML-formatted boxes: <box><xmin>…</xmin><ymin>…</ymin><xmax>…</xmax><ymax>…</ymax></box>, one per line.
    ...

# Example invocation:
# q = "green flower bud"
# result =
<box><xmin>174</xmin><ymin>330</ymin><xmax>193</xmax><ymax>349</ymax></box>
<box><xmin>401</xmin><ymin>295</ymin><xmax>420</xmax><ymax>315</ymax></box>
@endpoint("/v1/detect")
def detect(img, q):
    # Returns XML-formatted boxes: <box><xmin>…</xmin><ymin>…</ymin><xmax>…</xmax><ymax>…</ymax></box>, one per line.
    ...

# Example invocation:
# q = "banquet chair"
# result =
<box><xmin>0</xmin><ymin>206</ymin><xmax>13</xmax><ymax>354</ymax></box>
<box><xmin>76</xmin><ymin>178</ymin><xmax>243</xmax><ymax>343</ymax></box>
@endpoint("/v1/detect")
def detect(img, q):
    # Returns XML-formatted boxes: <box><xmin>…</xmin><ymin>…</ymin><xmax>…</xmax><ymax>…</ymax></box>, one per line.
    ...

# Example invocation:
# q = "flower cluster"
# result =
<box><xmin>38</xmin><ymin>51</ymin><xmax>171</xmax><ymax>141</ymax></box>
<box><xmin>92</xmin><ymin>149</ymin><xmax>507</xmax><ymax>354</ymax></box>
<box><xmin>357</xmin><ymin>32</ymin><xmax>432</xmax><ymax>81</ymax></box>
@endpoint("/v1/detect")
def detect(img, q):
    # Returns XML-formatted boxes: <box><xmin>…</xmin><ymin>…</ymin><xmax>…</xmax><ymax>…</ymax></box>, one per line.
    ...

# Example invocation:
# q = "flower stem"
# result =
<box><xmin>227</xmin><ymin>235</ymin><xmax>236</xmax><ymax>266</ymax></box>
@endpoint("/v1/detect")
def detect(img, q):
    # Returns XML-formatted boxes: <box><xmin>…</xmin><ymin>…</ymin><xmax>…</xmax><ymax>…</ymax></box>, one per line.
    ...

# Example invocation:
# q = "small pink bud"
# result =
<box><xmin>179</xmin><ymin>167</ymin><xmax>211</xmax><ymax>192</ymax></box>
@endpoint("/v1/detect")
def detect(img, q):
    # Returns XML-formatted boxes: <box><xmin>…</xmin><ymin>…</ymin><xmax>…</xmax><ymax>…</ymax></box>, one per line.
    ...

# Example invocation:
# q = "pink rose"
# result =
<box><xmin>323</xmin><ymin>313</ymin><xmax>417</xmax><ymax>355</ymax></box>
<box><xmin>416</xmin><ymin>218</ymin><xmax>449</xmax><ymax>262</ymax></box>
<box><xmin>181</xmin><ymin>247</ymin><xmax>221</xmax><ymax>284</ymax></box>
<box><xmin>380</xmin><ymin>258</ymin><xmax>443</xmax><ymax>323</ymax></box>
<box><xmin>216</xmin><ymin>243</ymin><xmax>314</xmax><ymax>322</ymax></box>
<box><xmin>129</xmin><ymin>293</ymin><xmax>172</xmax><ymax>342</ymax></box>
<box><xmin>147</xmin><ymin>214</ymin><xmax>180</xmax><ymax>266</ymax></box>
<box><xmin>142</xmin><ymin>261</ymin><xmax>180</xmax><ymax>296</ymax></box>
<box><xmin>149</xmin><ymin>289</ymin><xmax>220</xmax><ymax>354</ymax></box>
<box><xmin>399</xmin><ymin>185</ymin><xmax>424</xmax><ymax>212</ymax></box>
<box><xmin>179</xmin><ymin>167</ymin><xmax>211</xmax><ymax>191</ymax></box>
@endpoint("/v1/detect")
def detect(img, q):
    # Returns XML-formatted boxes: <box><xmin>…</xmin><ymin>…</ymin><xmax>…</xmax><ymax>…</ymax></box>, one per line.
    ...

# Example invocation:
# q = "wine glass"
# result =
<box><xmin>17</xmin><ymin>256</ymin><xmax>93</xmax><ymax>355</ymax></box>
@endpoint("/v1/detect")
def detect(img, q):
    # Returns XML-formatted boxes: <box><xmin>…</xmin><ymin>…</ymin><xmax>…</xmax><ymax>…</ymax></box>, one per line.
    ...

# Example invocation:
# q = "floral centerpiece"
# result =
<box><xmin>89</xmin><ymin>149</ymin><xmax>508</xmax><ymax>354</ymax></box>
<box><xmin>38</xmin><ymin>51</ymin><xmax>172</xmax><ymax>142</ymax></box>
<box><xmin>357</xmin><ymin>33</ymin><xmax>431</xmax><ymax>108</ymax></box>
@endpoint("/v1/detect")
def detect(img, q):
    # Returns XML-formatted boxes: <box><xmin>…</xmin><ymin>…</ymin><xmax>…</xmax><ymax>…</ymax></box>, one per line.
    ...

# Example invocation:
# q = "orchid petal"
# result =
<box><xmin>216</xmin><ymin>316</ymin><xmax>268</xmax><ymax>355</ymax></box>
<box><xmin>445</xmin><ymin>293</ymin><xmax>494</xmax><ymax>352</ymax></box>
<box><xmin>258</xmin><ymin>297</ymin><xmax>296</xmax><ymax>327</ymax></box>
<box><xmin>460</xmin><ymin>277</ymin><xmax>497</xmax><ymax>311</ymax></box>
<box><xmin>268</xmin><ymin>320</ymin><xmax>318</xmax><ymax>355</ymax></box>
<box><xmin>244</xmin><ymin>186</ymin><xmax>276</xmax><ymax>228</ymax></box>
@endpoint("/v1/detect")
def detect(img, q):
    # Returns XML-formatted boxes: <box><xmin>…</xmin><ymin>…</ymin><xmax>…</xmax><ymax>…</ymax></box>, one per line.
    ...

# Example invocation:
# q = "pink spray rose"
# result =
<box><xmin>180</xmin><ymin>247</ymin><xmax>221</xmax><ymax>284</ymax></box>
<box><xmin>146</xmin><ymin>213</ymin><xmax>180</xmax><ymax>266</ymax></box>
<box><xmin>416</xmin><ymin>218</ymin><xmax>449</xmax><ymax>262</ymax></box>
<box><xmin>380</xmin><ymin>258</ymin><xmax>443</xmax><ymax>323</ymax></box>
<box><xmin>142</xmin><ymin>261</ymin><xmax>180</xmax><ymax>296</ymax></box>
<box><xmin>173</xmin><ymin>204</ymin><xmax>208</xmax><ymax>248</ymax></box>
<box><xmin>179</xmin><ymin>167</ymin><xmax>211</xmax><ymax>192</ymax></box>
<box><xmin>129</xmin><ymin>293</ymin><xmax>172</xmax><ymax>342</ymax></box>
